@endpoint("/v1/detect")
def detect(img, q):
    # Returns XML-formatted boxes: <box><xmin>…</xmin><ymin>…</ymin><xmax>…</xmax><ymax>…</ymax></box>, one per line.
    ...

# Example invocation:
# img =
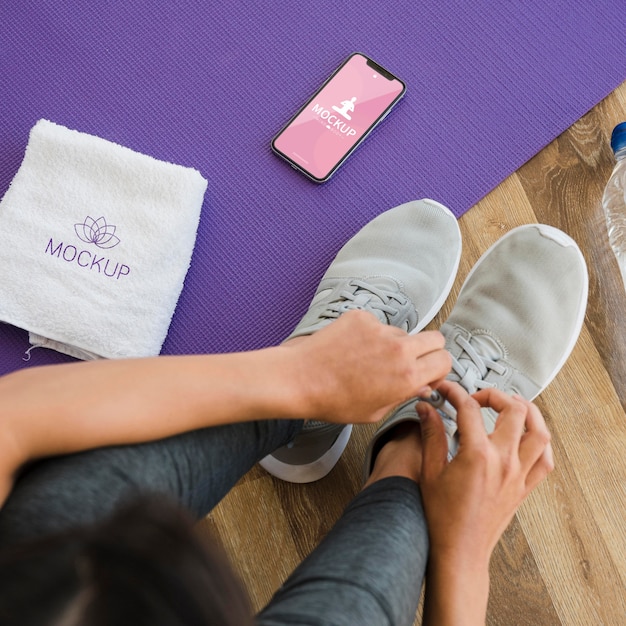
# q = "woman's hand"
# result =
<box><xmin>419</xmin><ymin>380</ymin><xmax>553</xmax><ymax>561</ymax></box>
<box><xmin>283</xmin><ymin>310</ymin><xmax>452</xmax><ymax>424</ymax></box>
<box><xmin>418</xmin><ymin>380</ymin><xmax>554</xmax><ymax>625</ymax></box>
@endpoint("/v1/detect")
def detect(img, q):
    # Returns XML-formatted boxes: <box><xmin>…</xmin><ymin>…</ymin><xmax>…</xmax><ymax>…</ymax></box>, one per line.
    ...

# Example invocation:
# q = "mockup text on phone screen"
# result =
<box><xmin>273</xmin><ymin>54</ymin><xmax>405</xmax><ymax>181</ymax></box>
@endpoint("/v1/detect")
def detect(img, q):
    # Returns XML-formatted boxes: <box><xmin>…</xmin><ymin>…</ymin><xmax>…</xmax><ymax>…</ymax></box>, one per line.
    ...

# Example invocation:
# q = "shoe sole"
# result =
<box><xmin>259</xmin><ymin>424</ymin><xmax>353</xmax><ymax>483</ymax></box>
<box><xmin>409</xmin><ymin>199</ymin><xmax>462</xmax><ymax>334</ymax></box>
<box><xmin>455</xmin><ymin>223</ymin><xmax>589</xmax><ymax>399</ymax></box>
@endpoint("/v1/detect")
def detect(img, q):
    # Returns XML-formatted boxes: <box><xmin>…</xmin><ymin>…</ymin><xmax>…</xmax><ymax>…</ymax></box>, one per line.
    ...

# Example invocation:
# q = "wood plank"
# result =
<box><xmin>519</xmin><ymin>330</ymin><xmax>626</xmax><ymax>624</ymax></box>
<box><xmin>204</xmin><ymin>472</ymin><xmax>302</xmax><ymax>611</ymax></box>
<box><xmin>488</xmin><ymin>518</ymin><xmax>561</xmax><ymax>626</ymax></box>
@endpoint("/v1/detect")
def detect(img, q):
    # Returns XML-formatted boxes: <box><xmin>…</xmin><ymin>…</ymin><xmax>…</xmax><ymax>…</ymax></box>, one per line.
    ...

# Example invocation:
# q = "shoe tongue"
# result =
<box><xmin>363</xmin><ymin>276</ymin><xmax>400</xmax><ymax>292</ymax></box>
<box><xmin>470</xmin><ymin>333</ymin><xmax>504</xmax><ymax>360</ymax></box>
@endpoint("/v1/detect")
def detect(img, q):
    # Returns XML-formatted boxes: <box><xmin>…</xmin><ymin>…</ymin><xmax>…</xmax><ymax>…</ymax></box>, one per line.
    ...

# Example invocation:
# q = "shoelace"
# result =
<box><xmin>320</xmin><ymin>279</ymin><xmax>408</xmax><ymax>324</ymax></box>
<box><xmin>449</xmin><ymin>334</ymin><xmax>506</xmax><ymax>394</ymax></box>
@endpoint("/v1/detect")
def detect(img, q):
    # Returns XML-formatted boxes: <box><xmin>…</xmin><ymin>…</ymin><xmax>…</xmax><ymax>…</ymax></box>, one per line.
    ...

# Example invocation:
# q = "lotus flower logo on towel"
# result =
<box><xmin>74</xmin><ymin>216</ymin><xmax>120</xmax><ymax>249</ymax></box>
<box><xmin>44</xmin><ymin>215</ymin><xmax>130</xmax><ymax>279</ymax></box>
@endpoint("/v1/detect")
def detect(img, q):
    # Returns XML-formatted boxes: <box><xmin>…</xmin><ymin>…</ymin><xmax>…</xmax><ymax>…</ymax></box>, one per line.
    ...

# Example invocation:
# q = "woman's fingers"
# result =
<box><xmin>434</xmin><ymin>384</ymin><xmax>553</xmax><ymax>489</ymax></box>
<box><xmin>432</xmin><ymin>380</ymin><xmax>487</xmax><ymax>450</ymax></box>
<box><xmin>513</xmin><ymin>396</ymin><xmax>555</xmax><ymax>489</ymax></box>
<box><xmin>524</xmin><ymin>442</ymin><xmax>555</xmax><ymax>492</ymax></box>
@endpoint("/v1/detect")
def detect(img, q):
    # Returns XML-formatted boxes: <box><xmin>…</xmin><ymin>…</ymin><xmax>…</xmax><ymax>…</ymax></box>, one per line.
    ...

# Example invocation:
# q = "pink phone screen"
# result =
<box><xmin>273</xmin><ymin>54</ymin><xmax>404</xmax><ymax>180</ymax></box>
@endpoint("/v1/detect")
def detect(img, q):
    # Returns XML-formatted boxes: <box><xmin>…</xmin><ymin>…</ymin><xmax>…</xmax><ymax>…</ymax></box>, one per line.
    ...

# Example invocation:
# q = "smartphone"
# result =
<box><xmin>271</xmin><ymin>53</ymin><xmax>406</xmax><ymax>183</ymax></box>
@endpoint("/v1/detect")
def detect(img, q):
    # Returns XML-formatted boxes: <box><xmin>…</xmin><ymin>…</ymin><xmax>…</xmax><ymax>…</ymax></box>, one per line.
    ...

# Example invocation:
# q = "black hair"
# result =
<box><xmin>0</xmin><ymin>495</ymin><xmax>253</xmax><ymax>626</ymax></box>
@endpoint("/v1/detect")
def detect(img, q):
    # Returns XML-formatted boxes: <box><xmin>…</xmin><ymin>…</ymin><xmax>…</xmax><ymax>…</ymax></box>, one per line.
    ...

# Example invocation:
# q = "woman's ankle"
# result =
<box><xmin>363</xmin><ymin>421</ymin><xmax>422</xmax><ymax>488</ymax></box>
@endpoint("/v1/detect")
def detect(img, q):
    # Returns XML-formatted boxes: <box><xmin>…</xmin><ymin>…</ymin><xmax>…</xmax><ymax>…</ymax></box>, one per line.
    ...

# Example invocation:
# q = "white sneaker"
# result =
<box><xmin>260</xmin><ymin>199</ymin><xmax>462</xmax><ymax>483</ymax></box>
<box><xmin>285</xmin><ymin>199</ymin><xmax>462</xmax><ymax>339</ymax></box>
<box><xmin>441</xmin><ymin>224</ymin><xmax>588</xmax><ymax>435</ymax></box>
<box><xmin>362</xmin><ymin>224</ymin><xmax>588</xmax><ymax>466</ymax></box>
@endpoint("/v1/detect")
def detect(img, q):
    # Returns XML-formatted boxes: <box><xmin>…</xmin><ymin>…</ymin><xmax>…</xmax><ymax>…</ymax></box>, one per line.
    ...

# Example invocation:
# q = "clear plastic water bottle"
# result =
<box><xmin>603</xmin><ymin>122</ymin><xmax>626</xmax><ymax>289</ymax></box>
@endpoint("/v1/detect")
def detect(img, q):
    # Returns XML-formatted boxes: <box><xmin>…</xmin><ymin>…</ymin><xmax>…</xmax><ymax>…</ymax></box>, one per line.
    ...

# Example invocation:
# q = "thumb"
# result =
<box><xmin>418</xmin><ymin>402</ymin><xmax>448</xmax><ymax>479</ymax></box>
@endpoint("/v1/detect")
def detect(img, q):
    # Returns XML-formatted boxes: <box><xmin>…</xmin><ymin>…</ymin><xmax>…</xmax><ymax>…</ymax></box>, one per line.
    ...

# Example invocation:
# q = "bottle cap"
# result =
<box><xmin>610</xmin><ymin>122</ymin><xmax>626</xmax><ymax>154</ymax></box>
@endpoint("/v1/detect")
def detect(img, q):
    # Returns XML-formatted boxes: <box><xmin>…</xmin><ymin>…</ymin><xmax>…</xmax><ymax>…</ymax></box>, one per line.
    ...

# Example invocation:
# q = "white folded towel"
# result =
<box><xmin>0</xmin><ymin>119</ymin><xmax>208</xmax><ymax>359</ymax></box>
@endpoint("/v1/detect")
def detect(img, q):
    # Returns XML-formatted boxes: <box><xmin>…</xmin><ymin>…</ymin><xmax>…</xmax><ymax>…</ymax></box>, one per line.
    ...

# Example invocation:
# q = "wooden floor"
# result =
<box><xmin>201</xmin><ymin>81</ymin><xmax>626</xmax><ymax>625</ymax></box>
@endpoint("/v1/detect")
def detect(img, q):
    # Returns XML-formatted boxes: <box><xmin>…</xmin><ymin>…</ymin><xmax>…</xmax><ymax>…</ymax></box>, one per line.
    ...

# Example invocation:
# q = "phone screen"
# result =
<box><xmin>272</xmin><ymin>53</ymin><xmax>406</xmax><ymax>182</ymax></box>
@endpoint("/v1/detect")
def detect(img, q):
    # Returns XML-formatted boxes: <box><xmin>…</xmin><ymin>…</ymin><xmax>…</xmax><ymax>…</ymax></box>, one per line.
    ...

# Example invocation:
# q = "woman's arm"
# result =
<box><xmin>0</xmin><ymin>311</ymin><xmax>451</xmax><ymax>502</ymax></box>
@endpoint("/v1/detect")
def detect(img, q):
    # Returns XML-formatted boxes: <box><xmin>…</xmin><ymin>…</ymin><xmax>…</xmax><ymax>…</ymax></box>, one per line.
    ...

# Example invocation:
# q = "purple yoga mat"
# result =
<box><xmin>1</xmin><ymin>1</ymin><xmax>625</xmax><ymax>374</ymax></box>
